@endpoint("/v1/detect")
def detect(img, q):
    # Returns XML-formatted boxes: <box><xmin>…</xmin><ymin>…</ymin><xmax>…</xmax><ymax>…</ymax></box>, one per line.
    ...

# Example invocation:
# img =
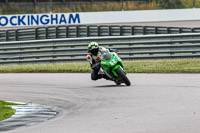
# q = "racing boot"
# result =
<box><xmin>101</xmin><ymin>74</ymin><xmax>110</xmax><ymax>80</ymax></box>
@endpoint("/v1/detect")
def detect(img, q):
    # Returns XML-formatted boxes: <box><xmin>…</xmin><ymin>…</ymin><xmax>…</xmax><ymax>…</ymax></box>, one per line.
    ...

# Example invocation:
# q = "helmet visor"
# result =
<box><xmin>90</xmin><ymin>48</ymin><xmax>98</xmax><ymax>56</ymax></box>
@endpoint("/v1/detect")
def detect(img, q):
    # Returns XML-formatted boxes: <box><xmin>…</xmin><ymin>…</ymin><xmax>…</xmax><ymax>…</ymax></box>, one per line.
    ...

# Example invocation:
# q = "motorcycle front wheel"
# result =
<box><xmin>115</xmin><ymin>67</ymin><xmax>131</xmax><ymax>86</ymax></box>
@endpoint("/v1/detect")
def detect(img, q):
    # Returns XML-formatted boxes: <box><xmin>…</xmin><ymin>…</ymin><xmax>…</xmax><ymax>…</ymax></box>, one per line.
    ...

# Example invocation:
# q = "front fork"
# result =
<box><xmin>111</xmin><ymin>65</ymin><xmax>125</xmax><ymax>77</ymax></box>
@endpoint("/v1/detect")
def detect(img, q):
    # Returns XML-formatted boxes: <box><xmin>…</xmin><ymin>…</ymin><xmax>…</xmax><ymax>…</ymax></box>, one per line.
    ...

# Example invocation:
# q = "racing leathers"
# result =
<box><xmin>87</xmin><ymin>46</ymin><xmax>110</xmax><ymax>80</ymax></box>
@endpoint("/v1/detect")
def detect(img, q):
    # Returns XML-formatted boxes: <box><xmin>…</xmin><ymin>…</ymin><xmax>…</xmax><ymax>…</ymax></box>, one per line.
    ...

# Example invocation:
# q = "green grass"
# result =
<box><xmin>1</xmin><ymin>59</ymin><xmax>200</xmax><ymax>73</ymax></box>
<box><xmin>0</xmin><ymin>100</ymin><xmax>19</xmax><ymax>106</ymax></box>
<box><xmin>1</xmin><ymin>0</ymin><xmax>200</xmax><ymax>15</ymax></box>
<box><xmin>1</xmin><ymin>0</ymin><xmax>199</xmax><ymax>15</ymax></box>
<box><xmin>0</xmin><ymin>2</ymin><xmax>158</xmax><ymax>15</ymax></box>
<box><xmin>124</xmin><ymin>59</ymin><xmax>200</xmax><ymax>73</ymax></box>
<box><xmin>0</xmin><ymin>100</ymin><xmax>18</xmax><ymax>121</ymax></box>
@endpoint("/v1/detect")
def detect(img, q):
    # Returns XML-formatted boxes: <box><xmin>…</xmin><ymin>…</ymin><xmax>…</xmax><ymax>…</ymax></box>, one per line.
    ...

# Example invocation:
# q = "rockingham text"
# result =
<box><xmin>0</xmin><ymin>13</ymin><xmax>81</xmax><ymax>27</ymax></box>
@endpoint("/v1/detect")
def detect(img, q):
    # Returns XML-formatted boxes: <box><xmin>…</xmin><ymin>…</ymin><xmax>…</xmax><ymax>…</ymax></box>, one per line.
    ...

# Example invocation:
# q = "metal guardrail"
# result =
<box><xmin>1</xmin><ymin>25</ymin><xmax>200</xmax><ymax>42</ymax></box>
<box><xmin>1</xmin><ymin>33</ymin><xmax>200</xmax><ymax>65</ymax></box>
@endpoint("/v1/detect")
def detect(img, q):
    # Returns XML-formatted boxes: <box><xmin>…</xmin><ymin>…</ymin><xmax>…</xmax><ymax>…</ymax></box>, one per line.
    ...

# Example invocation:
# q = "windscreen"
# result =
<box><xmin>102</xmin><ymin>54</ymin><xmax>111</xmax><ymax>60</ymax></box>
<box><xmin>101</xmin><ymin>49</ymin><xmax>111</xmax><ymax>60</ymax></box>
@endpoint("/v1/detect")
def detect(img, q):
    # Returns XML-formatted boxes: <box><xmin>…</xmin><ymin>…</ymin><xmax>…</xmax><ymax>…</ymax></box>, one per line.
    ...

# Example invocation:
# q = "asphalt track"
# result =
<box><xmin>1</xmin><ymin>73</ymin><xmax>200</xmax><ymax>133</ymax></box>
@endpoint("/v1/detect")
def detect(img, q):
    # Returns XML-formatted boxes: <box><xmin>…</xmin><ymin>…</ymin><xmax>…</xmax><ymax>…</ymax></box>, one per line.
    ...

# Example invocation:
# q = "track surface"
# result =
<box><xmin>1</xmin><ymin>73</ymin><xmax>200</xmax><ymax>133</ymax></box>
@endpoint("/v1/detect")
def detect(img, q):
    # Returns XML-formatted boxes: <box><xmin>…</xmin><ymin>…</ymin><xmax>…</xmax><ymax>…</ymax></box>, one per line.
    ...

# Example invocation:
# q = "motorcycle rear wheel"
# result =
<box><xmin>115</xmin><ymin>67</ymin><xmax>131</xmax><ymax>86</ymax></box>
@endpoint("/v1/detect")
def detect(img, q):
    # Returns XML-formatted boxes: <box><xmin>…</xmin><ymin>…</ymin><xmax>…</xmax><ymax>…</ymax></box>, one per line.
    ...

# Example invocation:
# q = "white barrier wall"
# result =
<box><xmin>81</xmin><ymin>8</ymin><xmax>200</xmax><ymax>24</ymax></box>
<box><xmin>1</xmin><ymin>8</ymin><xmax>200</xmax><ymax>27</ymax></box>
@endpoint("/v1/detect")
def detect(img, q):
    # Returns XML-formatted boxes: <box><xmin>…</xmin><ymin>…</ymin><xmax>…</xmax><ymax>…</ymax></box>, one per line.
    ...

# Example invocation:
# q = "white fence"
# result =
<box><xmin>1</xmin><ymin>9</ymin><xmax>200</xmax><ymax>27</ymax></box>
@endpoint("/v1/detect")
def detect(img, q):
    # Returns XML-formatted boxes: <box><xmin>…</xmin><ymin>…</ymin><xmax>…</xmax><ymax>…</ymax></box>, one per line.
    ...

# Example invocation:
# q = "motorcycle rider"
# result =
<box><xmin>87</xmin><ymin>42</ymin><xmax>117</xmax><ymax>81</ymax></box>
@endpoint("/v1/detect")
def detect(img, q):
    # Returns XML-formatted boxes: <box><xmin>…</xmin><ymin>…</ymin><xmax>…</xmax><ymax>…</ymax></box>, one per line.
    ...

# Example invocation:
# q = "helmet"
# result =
<box><xmin>88</xmin><ymin>42</ymin><xmax>99</xmax><ymax>56</ymax></box>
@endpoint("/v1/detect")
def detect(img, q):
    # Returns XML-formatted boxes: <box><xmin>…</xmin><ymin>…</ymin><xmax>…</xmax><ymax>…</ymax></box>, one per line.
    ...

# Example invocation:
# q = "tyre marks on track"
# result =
<box><xmin>0</xmin><ymin>103</ymin><xmax>59</xmax><ymax>132</ymax></box>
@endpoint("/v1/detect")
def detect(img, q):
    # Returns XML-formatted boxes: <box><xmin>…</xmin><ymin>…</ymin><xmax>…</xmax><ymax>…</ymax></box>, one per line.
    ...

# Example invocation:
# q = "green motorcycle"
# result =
<box><xmin>100</xmin><ymin>50</ymin><xmax>131</xmax><ymax>86</ymax></box>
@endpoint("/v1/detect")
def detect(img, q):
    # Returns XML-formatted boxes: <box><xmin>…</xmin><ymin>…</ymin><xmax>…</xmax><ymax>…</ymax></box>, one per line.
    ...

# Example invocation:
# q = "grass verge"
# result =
<box><xmin>0</xmin><ymin>2</ymin><xmax>158</xmax><ymax>15</ymax></box>
<box><xmin>1</xmin><ymin>0</ymin><xmax>200</xmax><ymax>15</ymax></box>
<box><xmin>0</xmin><ymin>100</ymin><xmax>18</xmax><ymax>121</ymax></box>
<box><xmin>0</xmin><ymin>59</ymin><xmax>200</xmax><ymax>73</ymax></box>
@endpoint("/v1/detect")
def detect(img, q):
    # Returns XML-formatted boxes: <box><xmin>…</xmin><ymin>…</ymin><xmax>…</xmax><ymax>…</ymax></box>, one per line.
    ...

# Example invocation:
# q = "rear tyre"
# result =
<box><xmin>115</xmin><ymin>67</ymin><xmax>131</xmax><ymax>86</ymax></box>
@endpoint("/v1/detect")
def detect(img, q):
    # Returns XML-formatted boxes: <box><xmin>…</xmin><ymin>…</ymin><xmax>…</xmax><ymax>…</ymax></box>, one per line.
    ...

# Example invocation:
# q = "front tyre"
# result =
<box><xmin>115</xmin><ymin>67</ymin><xmax>131</xmax><ymax>86</ymax></box>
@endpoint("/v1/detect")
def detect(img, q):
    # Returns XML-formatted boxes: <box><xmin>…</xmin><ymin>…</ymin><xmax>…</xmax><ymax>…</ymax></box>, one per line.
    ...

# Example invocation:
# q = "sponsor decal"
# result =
<box><xmin>101</xmin><ymin>61</ymin><xmax>107</xmax><ymax>64</ymax></box>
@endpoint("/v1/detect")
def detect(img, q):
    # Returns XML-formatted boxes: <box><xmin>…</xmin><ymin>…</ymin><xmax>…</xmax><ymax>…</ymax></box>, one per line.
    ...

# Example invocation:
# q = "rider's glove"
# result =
<box><xmin>91</xmin><ymin>63</ymin><xmax>100</xmax><ymax>69</ymax></box>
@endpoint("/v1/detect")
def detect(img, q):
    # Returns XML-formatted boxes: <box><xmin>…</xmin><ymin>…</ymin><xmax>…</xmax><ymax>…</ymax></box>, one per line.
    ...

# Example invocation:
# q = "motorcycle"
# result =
<box><xmin>99</xmin><ymin>50</ymin><xmax>131</xmax><ymax>86</ymax></box>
